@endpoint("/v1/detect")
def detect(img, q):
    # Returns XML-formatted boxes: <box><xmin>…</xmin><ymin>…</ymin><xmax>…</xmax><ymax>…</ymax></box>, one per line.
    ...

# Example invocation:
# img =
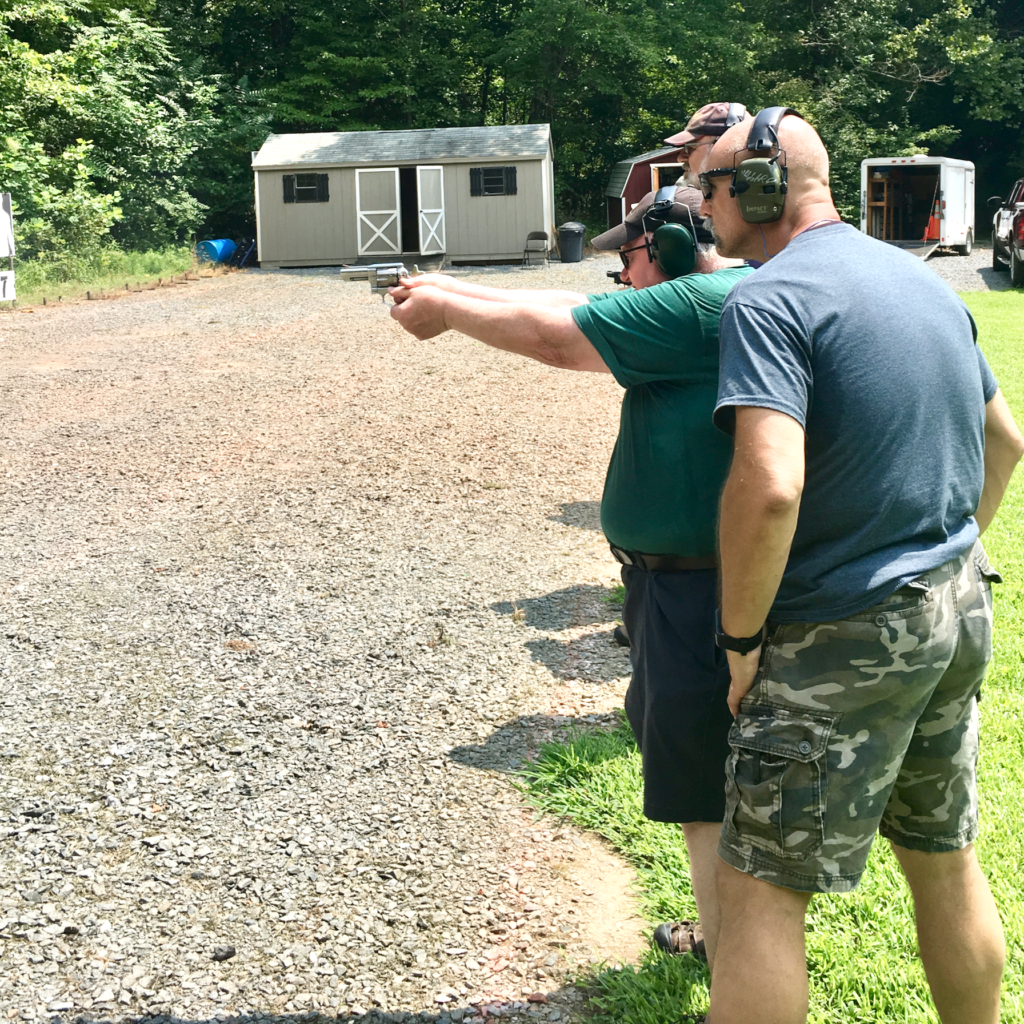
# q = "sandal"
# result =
<box><xmin>653</xmin><ymin>919</ymin><xmax>707</xmax><ymax>962</ymax></box>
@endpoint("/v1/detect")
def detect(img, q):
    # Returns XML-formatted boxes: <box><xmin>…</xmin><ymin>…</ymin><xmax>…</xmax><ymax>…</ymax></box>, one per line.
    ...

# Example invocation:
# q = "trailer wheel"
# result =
<box><xmin>1011</xmin><ymin>249</ymin><xmax>1024</xmax><ymax>288</ymax></box>
<box><xmin>955</xmin><ymin>230</ymin><xmax>973</xmax><ymax>256</ymax></box>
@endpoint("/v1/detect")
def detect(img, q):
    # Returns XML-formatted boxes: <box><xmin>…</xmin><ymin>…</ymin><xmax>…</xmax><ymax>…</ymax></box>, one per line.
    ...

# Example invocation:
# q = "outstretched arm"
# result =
<box><xmin>388</xmin><ymin>284</ymin><xmax>609</xmax><ymax>373</ymax></box>
<box><xmin>400</xmin><ymin>273</ymin><xmax>589</xmax><ymax>308</ymax></box>
<box><xmin>976</xmin><ymin>388</ymin><xmax>1024</xmax><ymax>534</ymax></box>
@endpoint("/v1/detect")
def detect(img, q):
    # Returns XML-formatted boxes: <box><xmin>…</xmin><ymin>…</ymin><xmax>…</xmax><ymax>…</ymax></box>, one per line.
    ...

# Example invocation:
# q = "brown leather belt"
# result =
<box><xmin>610</xmin><ymin>545</ymin><xmax>718</xmax><ymax>572</ymax></box>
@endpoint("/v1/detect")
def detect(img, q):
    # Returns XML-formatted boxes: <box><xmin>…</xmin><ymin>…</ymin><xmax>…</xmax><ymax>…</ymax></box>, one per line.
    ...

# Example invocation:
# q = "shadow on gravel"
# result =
<box><xmin>448</xmin><ymin>712</ymin><xmax>616</xmax><ymax>774</ymax></box>
<box><xmin>491</xmin><ymin>585</ymin><xmax>620</xmax><ymax>631</ymax></box>
<box><xmin>546</xmin><ymin>501</ymin><xmax>602</xmax><ymax>531</ymax></box>
<box><xmin>927</xmin><ymin>247</ymin><xmax>1011</xmax><ymax>291</ymax></box>
<box><xmin>67</xmin><ymin>996</ymin><xmax>581</xmax><ymax>1024</ymax></box>
<box><xmin>523</xmin><ymin>632</ymin><xmax>627</xmax><ymax>684</ymax></box>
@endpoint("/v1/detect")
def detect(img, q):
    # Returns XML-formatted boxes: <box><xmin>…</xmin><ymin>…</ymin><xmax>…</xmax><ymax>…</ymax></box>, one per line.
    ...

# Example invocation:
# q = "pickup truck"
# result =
<box><xmin>990</xmin><ymin>179</ymin><xmax>1024</xmax><ymax>285</ymax></box>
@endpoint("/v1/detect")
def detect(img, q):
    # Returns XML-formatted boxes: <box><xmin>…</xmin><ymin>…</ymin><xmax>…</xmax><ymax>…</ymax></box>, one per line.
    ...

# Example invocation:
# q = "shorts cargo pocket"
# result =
<box><xmin>724</xmin><ymin>703</ymin><xmax>838</xmax><ymax>861</ymax></box>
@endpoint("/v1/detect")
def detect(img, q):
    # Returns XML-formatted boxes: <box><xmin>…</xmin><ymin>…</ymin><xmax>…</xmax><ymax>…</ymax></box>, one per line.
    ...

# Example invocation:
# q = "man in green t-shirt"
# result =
<box><xmin>388</xmin><ymin>186</ymin><xmax>751</xmax><ymax>975</ymax></box>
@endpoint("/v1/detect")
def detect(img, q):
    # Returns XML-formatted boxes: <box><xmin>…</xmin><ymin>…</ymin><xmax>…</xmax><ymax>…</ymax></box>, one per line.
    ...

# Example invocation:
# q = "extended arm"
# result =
<box><xmin>400</xmin><ymin>273</ymin><xmax>589</xmax><ymax>308</ymax></box>
<box><xmin>388</xmin><ymin>284</ymin><xmax>610</xmax><ymax>373</ymax></box>
<box><xmin>976</xmin><ymin>388</ymin><xmax>1024</xmax><ymax>534</ymax></box>
<box><xmin>718</xmin><ymin>406</ymin><xmax>806</xmax><ymax>714</ymax></box>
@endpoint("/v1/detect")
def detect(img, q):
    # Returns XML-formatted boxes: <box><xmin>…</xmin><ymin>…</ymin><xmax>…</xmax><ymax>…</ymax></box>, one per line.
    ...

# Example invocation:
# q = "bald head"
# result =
<box><xmin>699</xmin><ymin>112</ymin><xmax>839</xmax><ymax>260</ymax></box>
<box><xmin>711</xmin><ymin>114</ymin><xmax>831</xmax><ymax>203</ymax></box>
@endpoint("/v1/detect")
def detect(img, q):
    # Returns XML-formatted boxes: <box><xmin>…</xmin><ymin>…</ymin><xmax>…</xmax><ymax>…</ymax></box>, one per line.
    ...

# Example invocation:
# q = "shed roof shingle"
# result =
<box><xmin>252</xmin><ymin>124</ymin><xmax>552</xmax><ymax>169</ymax></box>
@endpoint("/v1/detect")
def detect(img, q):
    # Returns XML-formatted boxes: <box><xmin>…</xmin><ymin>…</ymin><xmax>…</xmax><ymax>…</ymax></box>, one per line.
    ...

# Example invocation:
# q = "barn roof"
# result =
<box><xmin>252</xmin><ymin>124</ymin><xmax>552</xmax><ymax>170</ymax></box>
<box><xmin>605</xmin><ymin>146</ymin><xmax>680</xmax><ymax>197</ymax></box>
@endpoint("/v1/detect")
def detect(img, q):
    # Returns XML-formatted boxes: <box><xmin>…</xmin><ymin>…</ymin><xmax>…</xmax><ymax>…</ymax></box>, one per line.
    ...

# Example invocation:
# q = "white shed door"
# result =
<box><xmin>356</xmin><ymin>168</ymin><xmax>401</xmax><ymax>256</ymax></box>
<box><xmin>417</xmin><ymin>166</ymin><xmax>446</xmax><ymax>255</ymax></box>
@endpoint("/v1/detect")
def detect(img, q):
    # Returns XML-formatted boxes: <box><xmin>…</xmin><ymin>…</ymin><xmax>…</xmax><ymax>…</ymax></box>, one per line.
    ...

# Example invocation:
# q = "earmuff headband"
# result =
<box><xmin>745</xmin><ymin>106</ymin><xmax>800</xmax><ymax>154</ymax></box>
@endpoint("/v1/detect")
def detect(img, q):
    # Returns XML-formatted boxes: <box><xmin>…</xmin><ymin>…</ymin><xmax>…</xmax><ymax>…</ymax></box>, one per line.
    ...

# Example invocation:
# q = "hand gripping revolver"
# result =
<box><xmin>339</xmin><ymin>262</ymin><xmax>420</xmax><ymax>303</ymax></box>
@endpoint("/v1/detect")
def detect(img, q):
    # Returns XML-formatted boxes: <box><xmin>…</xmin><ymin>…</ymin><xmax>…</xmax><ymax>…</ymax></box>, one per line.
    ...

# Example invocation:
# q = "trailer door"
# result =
<box><xmin>942</xmin><ymin>166</ymin><xmax>966</xmax><ymax>245</ymax></box>
<box><xmin>356</xmin><ymin>168</ymin><xmax>402</xmax><ymax>256</ymax></box>
<box><xmin>416</xmin><ymin>166</ymin><xmax>446</xmax><ymax>255</ymax></box>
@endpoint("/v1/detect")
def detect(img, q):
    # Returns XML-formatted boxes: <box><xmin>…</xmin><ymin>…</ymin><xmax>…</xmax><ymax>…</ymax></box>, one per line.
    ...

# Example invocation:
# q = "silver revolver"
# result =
<box><xmin>339</xmin><ymin>262</ymin><xmax>420</xmax><ymax>302</ymax></box>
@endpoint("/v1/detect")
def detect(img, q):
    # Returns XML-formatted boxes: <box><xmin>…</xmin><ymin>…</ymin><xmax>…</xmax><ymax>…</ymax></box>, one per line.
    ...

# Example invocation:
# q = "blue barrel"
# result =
<box><xmin>196</xmin><ymin>239</ymin><xmax>237</xmax><ymax>263</ymax></box>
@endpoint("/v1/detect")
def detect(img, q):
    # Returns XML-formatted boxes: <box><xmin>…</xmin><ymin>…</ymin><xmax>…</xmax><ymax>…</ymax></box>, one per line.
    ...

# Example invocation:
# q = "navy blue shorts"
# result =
<box><xmin>621</xmin><ymin>565</ymin><xmax>733</xmax><ymax>823</ymax></box>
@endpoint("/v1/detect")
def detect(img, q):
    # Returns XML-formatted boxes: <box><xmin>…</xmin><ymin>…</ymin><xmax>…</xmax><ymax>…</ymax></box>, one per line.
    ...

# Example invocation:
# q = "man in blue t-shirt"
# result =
<box><xmin>698</xmin><ymin>112</ymin><xmax>1024</xmax><ymax>1024</ymax></box>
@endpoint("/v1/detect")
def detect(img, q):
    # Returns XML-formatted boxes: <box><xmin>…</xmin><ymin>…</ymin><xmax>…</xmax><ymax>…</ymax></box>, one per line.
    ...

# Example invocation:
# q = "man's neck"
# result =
<box><xmin>697</xmin><ymin>251</ymin><xmax>746</xmax><ymax>273</ymax></box>
<box><xmin>756</xmin><ymin>201</ymin><xmax>842</xmax><ymax>260</ymax></box>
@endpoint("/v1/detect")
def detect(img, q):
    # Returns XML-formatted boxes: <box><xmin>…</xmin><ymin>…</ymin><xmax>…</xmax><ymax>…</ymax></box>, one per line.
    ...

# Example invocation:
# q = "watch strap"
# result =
<box><xmin>715</xmin><ymin>609</ymin><xmax>765</xmax><ymax>654</ymax></box>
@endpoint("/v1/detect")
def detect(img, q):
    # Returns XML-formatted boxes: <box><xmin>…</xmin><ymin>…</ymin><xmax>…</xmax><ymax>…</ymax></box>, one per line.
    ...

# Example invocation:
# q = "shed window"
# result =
<box><xmin>283</xmin><ymin>173</ymin><xmax>329</xmax><ymax>204</ymax></box>
<box><xmin>470</xmin><ymin>166</ymin><xmax>517</xmax><ymax>197</ymax></box>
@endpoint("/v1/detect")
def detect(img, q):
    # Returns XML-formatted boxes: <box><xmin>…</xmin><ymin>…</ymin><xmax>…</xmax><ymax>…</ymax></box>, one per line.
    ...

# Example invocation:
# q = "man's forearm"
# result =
<box><xmin>719</xmin><ymin>473</ymin><xmax>802</xmax><ymax>637</ymax></box>
<box><xmin>976</xmin><ymin>389</ymin><xmax>1024</xmax><ymax>534</ymax></box>
<box><xmin>718</xmin><ymin>408</ymin><xmax>806</xmax><ymax>637</ymax></box>
<box><xmin>440</xmin><ymin>293</ymin><xmax>604</xmax><ymax>371</ymax></box>
<box><xmin>433</xmin><ymin>277</ymin><xmax>588</xmax><ymax>308</ymax></box>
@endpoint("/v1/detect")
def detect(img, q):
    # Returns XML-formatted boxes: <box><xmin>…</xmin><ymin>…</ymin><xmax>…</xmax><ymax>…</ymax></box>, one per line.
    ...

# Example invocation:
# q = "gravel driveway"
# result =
<box><xmin>922</xmin><ymin>243</ymin><xmax>1012</xmax><ymax>292</ymax></box>
<box><xmin>0</xmin><ymin>259</ymin><xmax>642</xmax><ymax>1024</ymax></box>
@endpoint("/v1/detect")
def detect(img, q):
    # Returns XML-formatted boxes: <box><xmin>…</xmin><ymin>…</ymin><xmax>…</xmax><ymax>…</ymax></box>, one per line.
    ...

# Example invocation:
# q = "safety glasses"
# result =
<box><xmin>618</xmin><ymin>241</ymin><xmax>650</xmax><ymax>267</ymax></box>
<box><xmin>679</xmin><ymin>139</ymin><xmax>715</xmax><ymax>158</ymax></box>
<box><xmin>697</xmin><ymin>167</ymin><xmax>734</xmax><ymax>201</ymax></box>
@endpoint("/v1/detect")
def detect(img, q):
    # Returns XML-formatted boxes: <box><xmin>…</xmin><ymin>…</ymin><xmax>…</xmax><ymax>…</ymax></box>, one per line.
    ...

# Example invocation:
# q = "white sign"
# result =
<box><xmin>0</xmin><ymin>193</ymin><xmax>13</xmax><ymax>259</ymax></box>
<box><xmin>0</xmin><ymin>270</ymin><xmax>14</xmax><ymax>301</ymax></box>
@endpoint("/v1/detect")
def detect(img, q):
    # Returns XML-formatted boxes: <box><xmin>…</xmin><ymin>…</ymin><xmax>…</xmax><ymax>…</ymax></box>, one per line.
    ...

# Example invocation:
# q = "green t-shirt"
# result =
<box><xmin>571</xmin><ymin>266</ymin><xmax>752</xmax><ymax>556</ymax></box>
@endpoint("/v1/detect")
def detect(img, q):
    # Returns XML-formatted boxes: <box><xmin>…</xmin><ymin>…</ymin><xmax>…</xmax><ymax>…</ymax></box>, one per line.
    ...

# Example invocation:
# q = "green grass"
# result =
<box><xmin>520</xmin><ymin>288</ymin><xmax>1024</xmax><ymax>1023</ymax></box>
<box><xmin>2</xmin><ymin>245</ymin><xmax>196</xmax><ymax>307</ymax></box>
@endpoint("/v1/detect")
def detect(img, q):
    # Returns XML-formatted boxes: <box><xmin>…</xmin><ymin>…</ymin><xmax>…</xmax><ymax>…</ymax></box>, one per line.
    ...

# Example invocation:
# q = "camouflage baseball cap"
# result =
<box><xmin>665</xmin><ymin>102</ymin><xmax>749</xmax><ymax>146</ymax></box>
<box><xmin>591</xmin><ymin>185</ymin><xmax>708</xmax><ymax>251</ymax></box>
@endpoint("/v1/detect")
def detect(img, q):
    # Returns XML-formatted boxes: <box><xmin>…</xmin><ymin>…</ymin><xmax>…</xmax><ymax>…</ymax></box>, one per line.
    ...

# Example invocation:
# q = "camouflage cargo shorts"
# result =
<box><xmin>718</xmin><ymin>541</ymin><xmax>1000</xmax><ymax>893</ymax></box>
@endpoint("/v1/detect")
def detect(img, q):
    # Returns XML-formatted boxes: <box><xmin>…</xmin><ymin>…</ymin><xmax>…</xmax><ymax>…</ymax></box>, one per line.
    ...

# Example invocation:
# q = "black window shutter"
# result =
<box><xmin>470</xmin><ymin>167</ymin><xmax>483</xmax><ymax>197</ymax></box>
<box><xmin>283</xmin><ymin>174</ymin><xmax>295</xmax><ymax>203</ymax></box>
<box><xmin>316</xmin><ymin>173</ymin><xmax>330</xmax><ymax>202</ymax></box>
<box><xmin>504</xmin><ymin>165</ymin><xmax>517</xmax><ymax>195</ymax></box>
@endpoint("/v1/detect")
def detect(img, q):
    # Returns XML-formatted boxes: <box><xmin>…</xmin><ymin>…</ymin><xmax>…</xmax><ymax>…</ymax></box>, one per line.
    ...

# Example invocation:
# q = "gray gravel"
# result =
<box><xmin>921</xmin><ymin>243</ymin><xmax>1011</xmax><ymax>292</ymax></box>
<box><xmin>0</xmin><ymin>257</ymin><xmax>637</xmax><ymax>1023</ymax></box>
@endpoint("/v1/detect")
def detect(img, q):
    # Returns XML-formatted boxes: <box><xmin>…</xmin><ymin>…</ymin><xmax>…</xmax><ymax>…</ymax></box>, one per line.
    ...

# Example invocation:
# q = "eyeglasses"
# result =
<box><xmin>679</xmin><ymin>139</ymin><xmax>715</xmax><ymax>157</ymax></box>
<box><xmin>618</xmin><ymin>241</ymin><xmax>650</xmax><ymax>268</ymax></box>
<box><xmin>697</xmin><ymin>167</ymin><xmax>734</xmax><ymax>200</ymax></box>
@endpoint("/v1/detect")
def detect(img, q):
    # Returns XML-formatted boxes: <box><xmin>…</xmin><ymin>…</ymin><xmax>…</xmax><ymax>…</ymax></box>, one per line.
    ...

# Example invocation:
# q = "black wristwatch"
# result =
<box><xmin>715</xmin><ymin>610</ymin><xmax>765</xmax><ymax>654</ymax></box>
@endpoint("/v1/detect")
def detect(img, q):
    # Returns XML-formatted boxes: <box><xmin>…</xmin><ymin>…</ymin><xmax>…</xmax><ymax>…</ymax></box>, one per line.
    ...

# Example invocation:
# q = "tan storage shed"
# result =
<box><xmin>252</xmin><ymin>124</ymin><xmax>555</xmax><ymax>268</ymax></box>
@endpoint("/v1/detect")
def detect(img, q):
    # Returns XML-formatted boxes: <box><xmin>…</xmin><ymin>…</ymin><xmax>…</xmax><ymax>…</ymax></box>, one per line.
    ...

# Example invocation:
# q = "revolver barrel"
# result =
<box><xmin>339</xmin><ymin>262</ymin><xmax>418</xmax><ymax>302</ymax></box>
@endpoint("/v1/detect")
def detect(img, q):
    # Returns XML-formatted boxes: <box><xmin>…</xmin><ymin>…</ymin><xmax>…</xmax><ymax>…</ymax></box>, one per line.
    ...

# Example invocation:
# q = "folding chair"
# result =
<box><xmin>522</xmin><ymin>231</ymin><xmax>549</xmax><ymax>267</ymax></box>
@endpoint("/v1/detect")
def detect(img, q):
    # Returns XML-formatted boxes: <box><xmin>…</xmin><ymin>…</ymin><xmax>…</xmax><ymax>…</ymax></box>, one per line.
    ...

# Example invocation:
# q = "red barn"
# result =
<box><xmin>604</xmin><ymin>146</ymin><xmax>685</xmax><ymax>228</ymax></box>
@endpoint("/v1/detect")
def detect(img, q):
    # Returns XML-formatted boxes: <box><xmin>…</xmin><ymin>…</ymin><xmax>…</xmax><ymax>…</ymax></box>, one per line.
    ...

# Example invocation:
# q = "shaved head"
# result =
<box><xmin>711</xmin><ymin>115</ymin><xmax>831</xmax><ymax>202</ymax></box>
<box><xmin>699</xmin><ymin>113</ymin><xmax>839</xmax><ymax>260</ymax></box>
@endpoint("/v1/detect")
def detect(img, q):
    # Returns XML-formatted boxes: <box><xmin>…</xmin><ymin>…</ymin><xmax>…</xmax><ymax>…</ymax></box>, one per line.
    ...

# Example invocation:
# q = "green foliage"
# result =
<box><xmin>520</xmin><ymin>289</ymin><xmax>1024</xmax><ymax>1022</ymax></box>
<box><xmin>2</xmin><ymin>0</ymin><xmax>1023</xmax><ymax>252</ymax></box>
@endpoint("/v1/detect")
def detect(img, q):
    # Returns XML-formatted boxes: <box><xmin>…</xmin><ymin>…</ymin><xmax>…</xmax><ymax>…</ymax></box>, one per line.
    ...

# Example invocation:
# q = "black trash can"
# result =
<box><xmin>557</xmin><ymin>221</ymin><xmax>586</xmax><ymax>263</ymax></box>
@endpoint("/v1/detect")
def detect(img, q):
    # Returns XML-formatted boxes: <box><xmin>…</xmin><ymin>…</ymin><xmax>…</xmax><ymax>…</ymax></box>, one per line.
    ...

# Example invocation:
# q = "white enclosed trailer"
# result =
<box><xmin>860</xmin><ymin>156</ymin><xmax>975</xmax><ymax>259</ymax></box>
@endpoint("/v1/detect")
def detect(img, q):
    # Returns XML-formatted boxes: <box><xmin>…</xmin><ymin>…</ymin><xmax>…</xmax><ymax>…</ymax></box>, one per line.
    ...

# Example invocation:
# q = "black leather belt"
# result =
<box><xmin>610</xmin><ymin>545</ymin><xmax>717</xmax><ymax>572</ymax></box>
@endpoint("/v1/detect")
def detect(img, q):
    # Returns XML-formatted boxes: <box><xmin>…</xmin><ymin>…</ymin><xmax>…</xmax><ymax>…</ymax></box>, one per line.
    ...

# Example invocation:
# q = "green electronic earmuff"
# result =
<box><xmin>731</xmin><ymin>106</ymin><xmax>801</xmax><ymax>224</ymax></box>
<box><xmin>642</xmin><ymin>187</ymin><xmax>698</xmax><ymax>277</ymax></box>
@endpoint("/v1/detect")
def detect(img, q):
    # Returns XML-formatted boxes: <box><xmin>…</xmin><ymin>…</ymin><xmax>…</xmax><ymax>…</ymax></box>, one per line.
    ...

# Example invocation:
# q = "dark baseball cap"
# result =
<box><xmin>664</xmin><ymin>102</ymin><xmax>749</xmax><ymax>146</ymax></box>
<box><xmin>591</xmin><ymin>185</ymin><xmax>708</xmax><ymax>251</ymax></box>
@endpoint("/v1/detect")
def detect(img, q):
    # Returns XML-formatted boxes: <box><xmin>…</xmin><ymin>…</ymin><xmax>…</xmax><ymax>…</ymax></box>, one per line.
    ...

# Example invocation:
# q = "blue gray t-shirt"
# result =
<box><xmin>715</xmin><ymin>223</ymin><xmax>997</xmax><ymax>622</ymax></box>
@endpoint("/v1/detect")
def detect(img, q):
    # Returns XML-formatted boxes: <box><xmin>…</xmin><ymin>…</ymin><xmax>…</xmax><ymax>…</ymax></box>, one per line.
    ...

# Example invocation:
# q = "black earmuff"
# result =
<box><xmin>650</xmin><ymin>224</ymin><xmax>696</xmax><ymax>278</ymax></box>
<box><xmin>642</xmin><ymin>186</ymin><xmax>698</xmax><ymax>278</ymax></box>
<box><xmin>724</xmin><ymin>102</ymin><xmax>747</xmax><ymax>130</ymax></box>
<box><xmin>732</xmin><ymin>106</ymin><xmax>800</xmax><ymax>224</ymax></box>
